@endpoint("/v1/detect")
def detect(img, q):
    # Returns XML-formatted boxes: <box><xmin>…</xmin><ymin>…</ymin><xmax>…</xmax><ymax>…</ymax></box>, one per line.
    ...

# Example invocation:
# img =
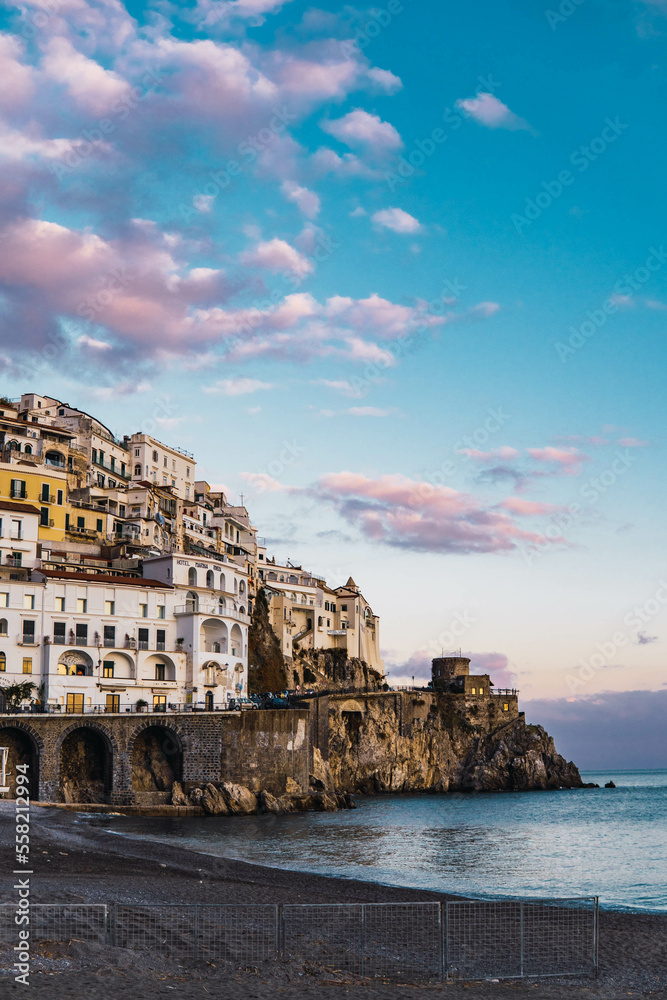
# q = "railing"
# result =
<box><xmin>0</xmin><ymin>899</ymin><xmax>598</xmax><ymax>981</ymax></box>
<box><xmin>174</xmin><ymin>604</ymin><xmax>250</xmax><ymax>624</ymax></box>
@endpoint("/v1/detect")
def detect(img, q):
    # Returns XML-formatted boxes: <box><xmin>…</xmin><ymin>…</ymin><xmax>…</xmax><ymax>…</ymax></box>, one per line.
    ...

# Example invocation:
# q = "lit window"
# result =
<box><xmin>105</xmin><ymin>601</ymin><xmax>115</xmax><ymax>615</ymax></box>
<box><xmin>23</xmin><ymin>595</ymin><xmax>35</xmax><ymax>610</ymax></box>
<box><xmin>139</xmin><ymin>603</ymin><xmax>148</xmax><ymax>618</ymax></box>
<box><xmin>22</xmin><ymin>658</ymin><xmax>32</xmax><ymax>674</ymax></box>
<box><xmin>0</xmin><ymin>593</ymin><xmax>7</xmax><ymax>608</ymax></box>
<box><xmin>471</xmin><ymin>687</ymin><xmax>476</xmax><ymax>695</ymax></box>
<box><xmin>157</xmin><ymin>605</ymin><xmax>165</xmax><ymax>619</ymax></box>
<box><xmin>76</xmin><ymin>598</ymin><xmax>87</xmax><ymax>614</ymax></box>
<box><xmin>503</xmin><ymin>703</ymin><xmax>509</xmax><ymax>712</ymax></box>
<box><xmin>103</xmin><ymin>662</ymin><xmax>114</xmax><ymax>678</ymax></box>
<box><xmin>0</xmin><ymin>652</ymin><xmax>5</xmax><ymax>671</ymax></box>
<box><xmin>55</xmin><ymin>596</ymin><xmax>65</xmax><ymax>612</ymax></box>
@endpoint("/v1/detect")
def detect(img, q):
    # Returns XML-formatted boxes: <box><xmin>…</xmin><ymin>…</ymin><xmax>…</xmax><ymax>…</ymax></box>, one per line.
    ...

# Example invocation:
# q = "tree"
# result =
<box><xmin>1</xmin><ymin>681</ymin><xmax>36</xmax><ymax>709</ymax></box>
<box><xmin>248</xmin><ymin>588</ymin><xmax>288</xmax><ymax>694</ymax></box>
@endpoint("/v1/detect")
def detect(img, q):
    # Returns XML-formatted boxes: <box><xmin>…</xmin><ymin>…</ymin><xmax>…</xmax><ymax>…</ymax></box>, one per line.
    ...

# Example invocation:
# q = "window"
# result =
<box><xmin>156</xmin><ymin>629</ymin><xmax>165</xmax><ymax>651</ymax></box>
<box><xmin>186</xmin><ymin>467</ymin><xmax>190</xmax><ymax>477</ymax></box>
<box><xmin>119</xmin><ymin>504</ymin><xmax>126</xmax><ymax>518</ymax></box>
<box><xmin>188</xmin><ymin>568</ymin><xmax>197</xmax><ymax>587</ymax></box>
<box><xmin>0</xmin><ymin>619</ymin><xmax>6</xmax><ymax>635</ymax></box>
<box><xmin>53</xmin><ymin>621</ymin><xmax>66</xmax><ymax>644</ymax></box>
<box><xmin>331</xmin><ymin>604</ymin><xmax>336</xmax><ymax>613</ymax></box>
<box><xmin>76</xmin><ymin>598</ymin><xmax>87</xmax><ymax>613</ymax></box>
<box><xmin>139</xmin><ymin>603</ymin><xmax>148</xmax><ymax>618</ymax></box>
<box><xmin>134</xmin><ymin>464</ymin><xmax>141</xmax><ymax>477</ymax></box>
<box><xmin>318</xmin><ymin>616</ymin><xmax>323</xmax><ymax>627</ymax></box>
<box><xmin>206</xmin><ymin>570</ymin><xmax>214</xmax><ymax>588</ymax></box>
<box><xmin>157</xmin><ymin>605</ymin><xmax>165</xmax><ymax>619</ymax></box>
<box><xmin>92</xmin><ymin>448</ymin><xmax>98</xmax><ymax>464</ymax></box>
<box><xmin>153</xmin><ymin>694</ymin><xmax>166</xmax><ymax>712</ymax></box>
<box><xmin>503</xmin><ymin>703</ymin><xmax>509</xmax><ymax>712</ymax></box>
<box><xmin>325</xmin><ymin>601</ymin><xmax>329</xmax><ymax>611</ymax></box>
<box><xmin>40</xmin><ymin>507</ymin><xmax>50</xmax><ymax>526</ymax></box>
<box><xmin>76</xmin><ymin>517</ymin><xmax>85</xmax><ymax>530</ymax></box>
<box><xmin>0</xmin><ymin>594</ymin><xmax>7</xmax><ymax>608</ymax></box>
<box><xmin>185</xmin><ymin>486</ymin><xmax>190</xmax><ymax>499</ymax></box>
<box><xmin>41</xmin><ymin>483</ymin><xmax>50</xmax><ymax>502</ymax></box>
<box><xmin>98</xmin><ymin>450</ymin><xmax>104</xmax><ymax>465</ymax></box>
<box><xmin>66</xmin><ymin>693</ymin><xmax>84</xmax><ymax>713</ymax></box>
<box><xmin>471</xmin><ymin>687</ymin><xmax>476</xmax><ymax>695</ymax></box>
<box><xmin>163</xmin><ymin>456</ymin><xmax>167</xmax><ymax>467</ymax></box>
<box><xmin>105</xmin><ymin>600</ymin><xmax>115</xmax><ymax>615</ymax></box>
<box><xmin>11</xmin><ymin>479</ymin><xmax>26</xmax><ymax>499</ymax></box>
<box><xmin>102</xmin><ymin>661</ymin><xmax>114</xmax><ymax>678</ymax></box>
<box><xmin>55</xmin><ymin>596</ymin><xmax>65</xmax><ymax>612</ymax></box>
<box><xmin>138</xmin><ymin>627</ymin><xmax>149</xmax><ymax>650</ymax></box>
<box><xmin>155</xmin><ymin>662</ymin><xmax>166</xmax><ymax>681</ymax></box>
<box><xmin>11</xmin><ymin>552</ymin><xmax>23</xmax><ymax>568</ymax></box>
<box><xmin>153</xmin><ymin>450</ymin><xmax>158</xmax><ymax>462</ymax></box>
<box><xmin>162</xmin><ymin>476</ymin><xmax>167</xmax><ymax>486</ymax></box>
<box><xmin>76</xmin><ymin>623</ymin><xmax>88</xmax><ymax>646</ymax></box>
<box><xmin>135</xmin><ymin>448</ymin><xmax>140</xmax><ymax>457</ymax></box>
<box><xmin>59</xmin><ymin>408</ymin><xmax>65</xmax><ymax>415</ymax></box>
<box><xmin>22</xmin><ymin>658</ymin><xmax>32</xmax><ymax>674</ymax></box>
<box><xmin>0</xmin><ymin>652</ymin><xmax>5</xmax><ymax>671</ymax></box>
<box><xmin>104</xmin><ymin>625</ymin><xmax>115</xmax><ymax>647</ymax></box>
<box><xmin>96</xmin><ymin>519</ymin><xmax>103</xmax><ymax>533</ymax></box>
<box><xmin>65</xmin><ymin>514</ymin><xmax>69</xmax><ymax>530</ymax></box>
<box><xmin>11</xmin><ymin>519</ymin><xmax>22</xmax><ymax>540</ymax></box>
<box><xmin>105</xmin><ymin>694</ymin><xmax>119</xmax><ymax>712</ymax></box>
<box><xmin>57</xmin><ymin>489</ymin><xmax>63</xmax><ymax>505</ymax></box>
<box><xmin>23</xmin><ymin>594</ymin><xmax>35</xmax><ymax>610</ymax></box>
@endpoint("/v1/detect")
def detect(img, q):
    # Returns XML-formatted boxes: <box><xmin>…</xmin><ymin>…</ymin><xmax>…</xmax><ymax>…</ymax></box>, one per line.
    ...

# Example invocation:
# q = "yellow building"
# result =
<box><xmin>0</xmin><ymin>460</ymin><xmax>68</xmax><ymax>546</ymax></box>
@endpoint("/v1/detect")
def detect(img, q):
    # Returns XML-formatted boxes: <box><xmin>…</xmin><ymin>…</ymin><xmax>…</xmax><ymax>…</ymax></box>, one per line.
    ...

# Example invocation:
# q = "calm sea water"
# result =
<box><xmin>95</xmin><ymin>770</ymin><xmax>667</xmax><ymax>914</ymax></box>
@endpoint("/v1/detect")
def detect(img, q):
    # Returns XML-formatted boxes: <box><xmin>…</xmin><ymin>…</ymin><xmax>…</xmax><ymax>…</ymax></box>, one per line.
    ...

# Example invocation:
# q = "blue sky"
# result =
<box><xmin>0</xmin><ymin>0</ymin><xmax>665</xmax><ymax>763</ymax></box>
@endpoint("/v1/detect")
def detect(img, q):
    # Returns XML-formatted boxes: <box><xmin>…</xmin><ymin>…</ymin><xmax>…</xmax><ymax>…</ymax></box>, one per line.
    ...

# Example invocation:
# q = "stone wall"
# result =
<box><xmin>0</xmin><ymin>708</ymin><xmax>313</xmax><ymax>805</ymax></box>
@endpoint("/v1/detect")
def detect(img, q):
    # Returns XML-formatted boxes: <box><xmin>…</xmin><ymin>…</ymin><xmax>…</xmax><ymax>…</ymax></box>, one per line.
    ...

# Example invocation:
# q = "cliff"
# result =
<box><xmin>327</xmin><ymin>692</ymin><xmax>583</xmax><ymax>794</ymax></box>
<box><xmin>248</xmin><ymin>588</ymin><xmax>288</xmax><ymax>693</ymax></box>
<box><xmin>292</xmin><ymin>646</ymin><xmax>384</xmax><ymax>692</ymax></box>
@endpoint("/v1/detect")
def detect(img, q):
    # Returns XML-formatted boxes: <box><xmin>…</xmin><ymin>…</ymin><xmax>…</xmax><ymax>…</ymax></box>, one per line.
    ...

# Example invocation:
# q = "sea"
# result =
<box><xmin>94</xmin><ymin>769</ymin><xmax>667</xmax><ymax>914</ymax></box>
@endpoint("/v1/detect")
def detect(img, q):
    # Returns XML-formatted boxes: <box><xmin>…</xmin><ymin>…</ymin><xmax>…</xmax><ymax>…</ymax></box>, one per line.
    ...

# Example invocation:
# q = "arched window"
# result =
<box><xmin>45</xmin><ymin>450</ymin><xmax>65</xmax><ymax>468</ymax></box>
<box><xmin>318</xmin><ymin>616</ymin><xmax>323</xmax><ymax>627</ymax></box>
<box><xmin>188</xmin><ymin>568</ymin><xmax>197</xmax><ymax>587</ymax></box>
<box><xmin>239</xmin><ymin>581</ymin><xmax>245</xmax><ymax>594</ymax></box>
<box><xmin>134</xmin><ymin>464</ymin><xmax>141</xmax><ymax>476</ymax></box>
<box><xmin>239</xmin><ymin>606</ymin><xmax>245</xmax><ymax>615</ymax></box>
<box><xmin>0</xmin><ymin>652</ymin><xmax>5</xmax><ymax>671</ymax></box>
<box><xmin>234</xmin><ymin>578</ymin><xmax>238</xmax><ymax>594</ymax></box>
<box><xmin>213</xmin><ymin>641</ymin><xmax>220</xmax><ymax>653</ymax></box>
<box><xmin>206</xmin><ymin>570</ymin><xmax>214</xmax><ymax>589</ymax></box>
<box><xmin>220</xmin><ymin>573</ymin><xmax>226</xmax><ymax>592</ymax></box>
<box><xmin>23</xmin><ymin>445</ymin><xmax>32</xmax><ymax>455</ymax></box>
<box><xmin>186</xmin><ymin>591</ymin><xmax>198</xmax><ymax>612</ymax></box>
<box><xmin>0</xmin><ymin>619</ymin><xmax>7</xmax><ymax>635</ymax></box>
<box><xmin>205</xmin><ymin>691</ymin><xmax>214</xmax><ymax>711</ymax></box>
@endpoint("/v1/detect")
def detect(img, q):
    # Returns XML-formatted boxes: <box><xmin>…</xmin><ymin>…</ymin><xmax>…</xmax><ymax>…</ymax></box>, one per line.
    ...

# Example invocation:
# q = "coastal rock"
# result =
<box><xmin>605</xmin><ymin>780</ymin><xmax>616</xmax><ymax>788</ymax></box>
<box><xmin>327</xmin><ymin>693</ymin><xmax>585</xmax><ymax>795</ymax></box>
<box><xmin>201</xmin><ymin>783</ymin><xmax>230</xmax><ymax>816</ymax></box>
<box><xmin>259</xmin><ymin>790</ymin><xmax>283</xmax><ymax>814</ymax></box>
<box><xmin>170</xmin><ymin>781</ymin><xmax>189</xmax><ymax>806</ymax></box>
<box><xmin>220</xmin><ymin>782</ymin><xmax>258</xmax><ymax>815</ymax></box>
<box><xmin>284</xmin><ymin>777</ymin><xmax>302</xmax><ymax>795</ymax></box>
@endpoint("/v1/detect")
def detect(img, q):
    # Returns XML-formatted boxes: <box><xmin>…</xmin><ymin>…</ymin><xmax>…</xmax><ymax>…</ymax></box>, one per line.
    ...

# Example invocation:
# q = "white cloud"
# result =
<box><xmin>240</xmin><ymin>238</ymin><xmax>313</xmax><ymax>276</ymax></box>
<box><xmin>321</xmin><ymin>109</ymin><xmax>403</xmax><ymax>152</ymax></box>
<box><xmin>456</xmin><ymin>92</ymin><xmax>532</xmax><ymax>132</ymax></box>
<box><xmin>204</xmin><ymin>377</ymin><xmax>275</xmax><ymax>396</ymax></box>
<box><xmin>281</xmin><ymin>180</ymin><xmax>321</xmax><ymax>219</ymax></box>
<box><xmin>371</xmin><ymin>207</ymin><xmax>422</xmax><ymax>234</ymax></box>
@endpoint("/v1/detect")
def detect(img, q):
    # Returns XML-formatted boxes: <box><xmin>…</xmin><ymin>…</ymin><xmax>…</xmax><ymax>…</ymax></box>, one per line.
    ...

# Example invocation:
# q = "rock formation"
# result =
<box><xmin>328</xmin><ymin>692</ymin><xmax>584</xmax><ymax>794</ymax></box>
<box><xmin>291</xmin><ymin>647</ymin><xmax>384</xmax><ymax>692</ymax></box>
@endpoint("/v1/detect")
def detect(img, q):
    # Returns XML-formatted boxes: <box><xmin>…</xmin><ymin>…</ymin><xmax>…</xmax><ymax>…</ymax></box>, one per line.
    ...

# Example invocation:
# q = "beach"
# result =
<box><xmin>0</xmin><ymin>803</ymin><xmax>665</xmax><ymax>999</ymax></box>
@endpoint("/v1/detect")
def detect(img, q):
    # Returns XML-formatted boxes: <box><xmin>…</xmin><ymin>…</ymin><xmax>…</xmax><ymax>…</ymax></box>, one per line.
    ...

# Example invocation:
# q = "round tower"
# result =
<box><xmin>431</xmin><ymin>656</ymin><xmax>470</xmax><ymax>685</ymax></box>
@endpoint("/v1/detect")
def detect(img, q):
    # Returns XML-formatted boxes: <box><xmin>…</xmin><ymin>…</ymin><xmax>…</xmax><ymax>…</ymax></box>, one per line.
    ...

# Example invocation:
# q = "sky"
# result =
<box><xmin>0</xmin><ymin>0</ymin><xmax>665</xmax><ymax>766</ymax></box>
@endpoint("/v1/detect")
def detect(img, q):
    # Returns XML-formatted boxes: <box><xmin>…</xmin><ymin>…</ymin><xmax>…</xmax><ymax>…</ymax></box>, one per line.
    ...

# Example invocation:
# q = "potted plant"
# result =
<box><xmin>176</xmin><ymin>637</ymin><xmax>184</xmax><ymax>649</ymax></box>
<box><xmin>136</xmin><ymin>698</ymin><xmax>148</xmax><ymax>713</ymax></box>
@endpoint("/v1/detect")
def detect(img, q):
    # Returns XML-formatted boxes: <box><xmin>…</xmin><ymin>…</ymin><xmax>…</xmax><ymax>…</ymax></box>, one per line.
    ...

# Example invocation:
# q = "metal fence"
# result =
<box><xmin>0</xmin><ymin>898</ymin><xmax>598</xmax><ymax>980</ymax></box>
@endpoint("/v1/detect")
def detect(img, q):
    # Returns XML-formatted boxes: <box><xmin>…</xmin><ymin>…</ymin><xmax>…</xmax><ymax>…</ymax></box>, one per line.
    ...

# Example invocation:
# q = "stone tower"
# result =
<box><xmin>431</xmin><ymin>656</ymin><xmax>470</xmax><ymax>687</ymax></box>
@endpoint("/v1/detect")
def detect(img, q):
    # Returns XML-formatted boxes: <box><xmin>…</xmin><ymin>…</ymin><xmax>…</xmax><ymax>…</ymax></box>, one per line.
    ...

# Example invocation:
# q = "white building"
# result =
<box><xmin>129</xmin><ymin>434</ymin><xmax>195</xmax><ymax>500</ymax></box>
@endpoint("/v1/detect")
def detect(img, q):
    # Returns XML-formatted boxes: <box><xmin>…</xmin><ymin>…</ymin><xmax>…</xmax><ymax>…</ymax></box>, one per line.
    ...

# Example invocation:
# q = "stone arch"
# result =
<box><xmin>129</xmin><ymin>722</ymin><xmax>184</xmax><ymax>802</ymax></box>
<box><xmin>201</xmin><ymin>617</ymin><xmax>228</xmax><ymax>654</ymax></box>
<box><xmin>44</xmin><ymin>449</ymin><xmax>66</xmax><ymax>468</ymax></box>
<box><xmin>57</xmin><ymin>649</ymin><xmax>94</xmax><ymax>676</ymax></box>
<box><xmin>58</xmin><ymin>723</ymin><xmax>115</xmax><ymax>803</ymax></box>
<box><xmin>0</xmin><ymin>722</ymin><xmax>42</xmax><ymax>799</ymax></box>
<box><xmin>338</xmin><ymin>699</ymin><xmax>366</xmax><ymax>714</ymax></box>
<box><xmin>188</xmin><ymin>567</ymin><xmax>198</xmax><ymax>587</ymax></box>
<box><xmin>230</xmin><ymin>623</ymin><xmax>243</xmax><ymax>657</ymax></box>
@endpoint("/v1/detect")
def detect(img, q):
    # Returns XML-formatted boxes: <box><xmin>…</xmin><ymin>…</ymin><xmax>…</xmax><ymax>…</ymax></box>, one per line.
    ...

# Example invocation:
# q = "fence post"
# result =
<box><xmin>360</xmin><ymin>904</ymin><xmax>365</xmax><ymax>977</ymax></box>
<box><xmin>276</xmin><ymin>904</ymin><xmax>282</xmax><ymax>960</ymax></box>
<box><xmin>108</xmin><ymin>903</ymin><xmax>115</xmax><ymax>949</ymax></box>
<box><xmin>193</xmin><ymin>904</ymin><xmax>200</xmax><ymax>961</ymax></box>
<box><xmin>444</xmin><ymin>902</ymin><xmax>449</xmax><ymax>980</ymax></box>
<box><xmin>519</xmin><ymin>901</ymin><xmax>525</xmax><ymax>978</ymax></box>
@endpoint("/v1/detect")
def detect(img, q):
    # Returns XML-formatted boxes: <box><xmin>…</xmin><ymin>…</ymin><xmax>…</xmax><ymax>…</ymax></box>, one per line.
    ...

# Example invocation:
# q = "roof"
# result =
<box><xmin>0</xmin><ymin>500</ymin><xmax>40</xmax><ymax>515</ymax></box>
<box><xmin>35</xmin><ymin>569</ymin><xmax>173</xmax><ymax>589</ymax></box>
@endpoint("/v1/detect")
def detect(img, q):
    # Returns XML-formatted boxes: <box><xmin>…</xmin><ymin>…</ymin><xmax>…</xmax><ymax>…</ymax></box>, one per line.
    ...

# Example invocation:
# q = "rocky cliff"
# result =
<box><xmin>292</xmin><ymin>647</ymin><xmax>384</xmax><ymax>692</ymax></box>
<box><xmin>327</xmin><ymin>692</ymin><xmax>583</xmax><ymax>794</ymax></box>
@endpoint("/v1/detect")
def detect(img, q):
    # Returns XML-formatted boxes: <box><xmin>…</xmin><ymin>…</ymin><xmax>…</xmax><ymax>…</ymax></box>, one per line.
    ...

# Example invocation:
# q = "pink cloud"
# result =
<box><xmin>281</xmin><ymin>181</ymin><xmax>320</xmax><ymax>218</ymax></box>
<box><xmin>0</xmin><ymin>35</ymin><xmax>35</xmax><ymax>112</ymax></box>
<box><xmin>526</xmin><ymin>446</ymin><xmax>590</xmax><ymax>475</ymax></box>
<box><xmin>42</xmin><ymin>36</ymin><xmax>132</xmax><ymax>114</ymax></box>
<box><xmin>321</xmin><ymin>109</ymin><xmax>403</xmax><ymax>152</ymax></box>
<box><xmin>312</xmin><ymin>471</ymin><xmax>566</xmax><ymax>555</ymax></box>
<box><xmin>618</xmin><ymin>437</ymin><xmax>649</xmax><ymax>447</ymax></box>
<box><xmin>458</xmin><ymin>446</ymin><xmax>520</xmax><ymax>461</ymax></box>
<box><xmin>500</xmin><ymin>497</ymin><xmax>565</xmax><ymax>516</ymax></box>
<box><xmin>456</xmin><ymin>92</ymin><xmax>532</xmax><ymax>132</ymax></box>
<box><xmin>240</xmin><ymin>238</ymin><xmax>313</xmax><ymax>276</ymax></box>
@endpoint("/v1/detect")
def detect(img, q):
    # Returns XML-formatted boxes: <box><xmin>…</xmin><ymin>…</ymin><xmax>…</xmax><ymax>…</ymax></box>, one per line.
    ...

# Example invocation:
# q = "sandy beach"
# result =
<box><xmin>0</xmin><ymin>802</ymin><xmax>665</xmax><ymax>1000</ymax></box>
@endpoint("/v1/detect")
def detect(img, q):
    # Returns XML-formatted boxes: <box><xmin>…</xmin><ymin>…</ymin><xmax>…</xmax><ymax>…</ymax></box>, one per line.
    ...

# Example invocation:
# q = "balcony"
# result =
<box><xmin>174</xmin><ymin>604</ymin><xmax>250</xmax><ymax>624</ymax></box>
<box><xmin>18</xmin><ymin>636</ymin><xmax>39</xmax><ymax>647</ymax></box>
<box><xmin>75</xmin><ymin>636</ymin><xmax>88</xmax><ymax>646</ymax></box>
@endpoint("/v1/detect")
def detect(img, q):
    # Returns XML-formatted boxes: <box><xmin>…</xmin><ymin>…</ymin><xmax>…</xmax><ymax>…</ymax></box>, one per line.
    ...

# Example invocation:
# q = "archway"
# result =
<box><xmin>59</xmin><ymin>727</ymin><xmax>112</xmax><ymax>803</ymax></box>
<box><xmin>57</xmin><ymin>650</ymin><xmax>94</xmax><ymax>676</ymax></box>
<box><xmin>0</xmin><ymin>726</ymin><xmax>39</xmax><ymax>799</ymax></box>
<box><xmin>131</xmin><ymin>725</ymin><xmax>183</xmax><ymax>802</ymax></box>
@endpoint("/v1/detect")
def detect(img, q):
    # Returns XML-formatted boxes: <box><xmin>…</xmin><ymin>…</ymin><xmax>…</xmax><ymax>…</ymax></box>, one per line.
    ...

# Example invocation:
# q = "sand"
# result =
<box><xmin>0</xmin><ymin>802</ymin><xmax>665</xmax><ymax>999</ymax></box>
